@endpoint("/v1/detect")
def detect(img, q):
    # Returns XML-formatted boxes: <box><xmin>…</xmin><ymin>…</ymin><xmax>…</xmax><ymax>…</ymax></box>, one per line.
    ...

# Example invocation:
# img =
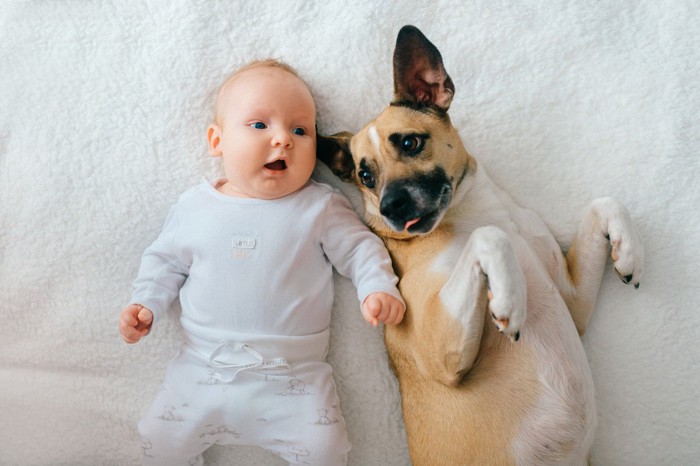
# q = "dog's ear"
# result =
<box><xmin>317</xmin><ymin>132</ymin><xmax>356</xmax><ymax>182</ymax></box>
<box><xmin>393</xmin><ymin>25</ymin><xmax>454</xmax><ymax>112</ymax></box>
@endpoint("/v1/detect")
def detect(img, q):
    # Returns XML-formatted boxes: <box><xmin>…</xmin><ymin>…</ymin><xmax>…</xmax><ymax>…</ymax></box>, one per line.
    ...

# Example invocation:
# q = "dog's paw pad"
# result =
<box><xmin>486</xmin><ymin>278</ymin><xmax>526</xmax><ymax>342</ymax></box>
<box><xmin>488</xmin><ymin>291</ymin><xmax>517</xmax><ymax>335</ymax></box>
<box><xmin>593</xmin><ymin>198</ymin><xmax>644</xmax><ymax>288</ymax></box>
<box><xmin>607</xmin><ymin>229</ymin><xmax>644</xmax><ymax>288</ymax></box>
<box><xmin>489</xmin><ymin>300</ymin><xmax>525</xmax><ymax>343</ymax></box>
<box><xmin>490</xmin><ymin>312</ymin><xmax>509</xmax><ymax>332</ymax></box>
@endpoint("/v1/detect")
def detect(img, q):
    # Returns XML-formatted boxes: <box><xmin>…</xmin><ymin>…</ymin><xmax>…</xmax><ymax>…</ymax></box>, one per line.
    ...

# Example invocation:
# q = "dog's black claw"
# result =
<box><xmin>623</xmin><ymin>274</ymin><xmax>633</xmax><ymax>284</ymax></box>
<box><xmin>604</xmin><ymin>233</ymin><xmax>610</xmax><ymax>240</ymax></box>
<box><xmin>514</xmin><ymin>331</ymin><xmax>520</xmax><ymax>342</ymax></box>
<box><xmin>635</xmin><ymin>282</ymin><xmax>640</xmax><ymax>289</ymax></box>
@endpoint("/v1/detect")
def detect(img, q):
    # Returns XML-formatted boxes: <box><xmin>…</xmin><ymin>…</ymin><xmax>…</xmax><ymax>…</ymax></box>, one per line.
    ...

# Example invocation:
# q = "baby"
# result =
<box><xmin>119</xmin><ymin>59</ymin><xmax>405</xmax><ymax>466</ymax></box>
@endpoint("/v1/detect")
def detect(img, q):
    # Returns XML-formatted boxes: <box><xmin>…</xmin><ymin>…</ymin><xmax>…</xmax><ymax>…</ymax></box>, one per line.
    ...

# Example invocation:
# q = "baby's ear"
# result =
<box><xmin>207</xmin><ymin>125</ymin><xmax>222</xmax><ymax>156</ymax></box>
<box><xmin>317</xmin><ymin>132</ymin><xmax>355</xmax><ymax>182</ymax></box>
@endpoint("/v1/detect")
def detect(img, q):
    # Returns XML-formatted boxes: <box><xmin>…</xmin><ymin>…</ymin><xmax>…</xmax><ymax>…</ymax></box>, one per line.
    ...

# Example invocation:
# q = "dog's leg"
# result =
<box><xmin>559</xmin><ymin>197</ymin><xmax>644</xmax><ymax>335</ymax></box>
<box><xmin>435</xmin><ymin>226</ymin><xmax>527</xmax><ymax>384</ymax></box>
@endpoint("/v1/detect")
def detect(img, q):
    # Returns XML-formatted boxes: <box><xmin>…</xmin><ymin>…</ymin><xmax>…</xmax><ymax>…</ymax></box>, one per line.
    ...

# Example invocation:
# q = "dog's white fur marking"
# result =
<box><xmin>368</xmin><ymin>124</ymin><xmax>381</xmax><ymax>153</ymax></box>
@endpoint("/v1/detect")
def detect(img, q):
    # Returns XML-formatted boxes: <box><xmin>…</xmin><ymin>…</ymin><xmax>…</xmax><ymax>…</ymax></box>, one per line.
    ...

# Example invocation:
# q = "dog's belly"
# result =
<box><xmin>511</xmin><ymin>267</ymin><xmax>596</xmax><ymax>465</ymax></box>
<box><xmin>391</xmin><ymin>326</ymin><xmax>541</xmax><ymax>465</ymax></box>
<box><xmin>387</xmin><ymin>233</ymin><xmax>595</xmax><ymax>465</ymax></box>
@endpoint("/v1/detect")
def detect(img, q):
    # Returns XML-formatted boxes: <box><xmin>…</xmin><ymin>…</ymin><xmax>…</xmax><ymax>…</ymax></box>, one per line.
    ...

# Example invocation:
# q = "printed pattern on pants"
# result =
<box><xmin>139</xmin><ymin>344</ymin><xmax>350</xmax><ymax>465</ymax></box>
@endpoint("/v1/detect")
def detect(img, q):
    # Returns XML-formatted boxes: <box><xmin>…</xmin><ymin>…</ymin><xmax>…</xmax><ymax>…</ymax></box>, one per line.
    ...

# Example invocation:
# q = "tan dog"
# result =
<box><xmin>318</xmin><ymin>25</ymin><xmax>644</xmax><ymax>465</ymax></box>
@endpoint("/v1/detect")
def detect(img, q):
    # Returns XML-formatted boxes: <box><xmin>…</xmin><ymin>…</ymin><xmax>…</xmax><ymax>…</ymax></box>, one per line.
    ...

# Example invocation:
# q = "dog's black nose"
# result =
<box><xmin>380</xmin><ymin>187</ymin><xmax>415</xmax><ymax>222</ymax></box>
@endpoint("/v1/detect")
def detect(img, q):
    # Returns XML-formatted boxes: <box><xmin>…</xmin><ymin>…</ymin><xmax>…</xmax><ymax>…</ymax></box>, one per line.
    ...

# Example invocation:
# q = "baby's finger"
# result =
<box><xmin>375</xmin><ymin>304</ymin><xmax>391</xmax><ymax>324</ymax></box>
<box><xmin>362</xmin><ymin>306</ymin><xmax>379</xmax><ymax>326</ymax></box>
<box><xmin>137</xmin><ymin>307</ymin><xmax>153</xmax><ymax>325</ymax></box>
<box><xmin>385</xmin><ymin>307</ymin><xmax>399</xmax><ymax>325</ymax></box>
<box><xmin>361</xmin><ymin>302</ymin><xmax>379</xmax><ymax>327</ymax></box>
<box><xmin>383</xmin><ymin>306</ymin><xmax>397</xmax><ymax>325</ymax></box>
<box><xmin>120</xmin><ymin>313</ymin><xmax>136</xmax><ymax>328</ymax></box>
<box><xmin>120</xmin><ymin>326</ymin><xmax>141</xmax><ymax>344</ymax></box>
<box><xmin>385</xmin><ymin>302</ymin><xmax>405</xmax><ymax>325</ymax></box>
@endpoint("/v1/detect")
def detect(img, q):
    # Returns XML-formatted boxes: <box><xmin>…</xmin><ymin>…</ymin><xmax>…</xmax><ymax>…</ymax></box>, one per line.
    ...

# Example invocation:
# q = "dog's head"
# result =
<box><xmin>318</xmin><ymin>25</ymin><xmax>476</xmax><ymax>238</ymax></box>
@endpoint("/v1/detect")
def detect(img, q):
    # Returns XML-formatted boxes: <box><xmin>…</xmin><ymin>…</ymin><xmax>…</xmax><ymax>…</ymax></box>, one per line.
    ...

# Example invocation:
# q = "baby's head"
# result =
<box><xmin>208</xmin><ymin>59</ymin><xmax>317</xmax><ymax>200</ymax></box>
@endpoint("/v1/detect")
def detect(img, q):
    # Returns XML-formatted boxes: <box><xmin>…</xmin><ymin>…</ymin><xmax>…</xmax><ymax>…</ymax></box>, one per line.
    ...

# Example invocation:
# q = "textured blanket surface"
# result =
<box><xmin>1</xmin><ymin>1</ymin><xmax>698</xmax><ymax>465</ymax></box>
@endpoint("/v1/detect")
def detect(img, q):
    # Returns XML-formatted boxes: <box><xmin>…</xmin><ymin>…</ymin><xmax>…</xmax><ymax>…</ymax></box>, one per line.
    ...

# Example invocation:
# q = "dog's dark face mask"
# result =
<box><xmin>346</xmin><ymin>107</ymin><xmax>472</xmax><ymax>237</ymax></box>
<box><xmin>380</xmin><ymin>167</ymin><xmax>453</xmax><ymax>234</ymax></box>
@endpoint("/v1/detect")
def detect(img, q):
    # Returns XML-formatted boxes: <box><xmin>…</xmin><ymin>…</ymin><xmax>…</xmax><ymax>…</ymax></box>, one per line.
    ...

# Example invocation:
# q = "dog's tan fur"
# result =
<box><xmin>319</xmin><ymin>26</ymin><xmax>643</xmax><ymax>465</ymax></box>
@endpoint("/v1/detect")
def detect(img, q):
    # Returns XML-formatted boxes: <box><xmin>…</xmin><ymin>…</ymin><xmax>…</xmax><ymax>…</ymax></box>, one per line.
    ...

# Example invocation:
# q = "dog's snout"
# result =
<box><xmin>379</xmin><ymin>170</ymin><xmax>453</xmax><ymax>234</ymax></box>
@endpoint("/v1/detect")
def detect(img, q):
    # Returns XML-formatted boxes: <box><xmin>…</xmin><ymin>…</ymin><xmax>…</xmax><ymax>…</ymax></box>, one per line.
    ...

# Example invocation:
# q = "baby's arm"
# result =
<box><xmin>124</xmin><ymin>203</ymin><xmax>189</xmax><ymax>341</ymax></box>
<box><xmin>321</xmin><ymin>191</ymin><xmax>406</xmax><ymax>326</ymax></box>
<box><xmin>119</xmin><ymin>304</ymin><xmax>153</xmax><ymax>344</ymax></box>
<box><xmin>362</xmin><ymin>292</ymin><xmax>405</xmax><ymax>327</ymax></box>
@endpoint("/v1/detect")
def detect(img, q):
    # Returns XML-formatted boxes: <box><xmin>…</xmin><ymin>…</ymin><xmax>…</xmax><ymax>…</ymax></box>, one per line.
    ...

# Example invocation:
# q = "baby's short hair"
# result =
<box><xmin>214</xmin><ymin>59</ymin><xmax>308</xmax><ymax>124</ymax></box>
<box><xmin>232</xmin><ymin>58</ymin><xmax>301</xmax><ymax>80</ymax></box>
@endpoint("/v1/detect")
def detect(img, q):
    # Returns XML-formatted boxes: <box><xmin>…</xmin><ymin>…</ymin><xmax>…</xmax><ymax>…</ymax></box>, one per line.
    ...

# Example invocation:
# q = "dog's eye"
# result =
<box><xmin>401</xmin><ymin>135</ymin><xmax>424</xmax><ymax>155</ymax></box>
<box><xmin>358</xmin><ymin>169</ymin><xmax>376</xmax><ymax>189</ymax></box>
<box><xmin>389</xmin><ymin>132</ymin><xmax>429</xmax><ymax>157</ymax></box>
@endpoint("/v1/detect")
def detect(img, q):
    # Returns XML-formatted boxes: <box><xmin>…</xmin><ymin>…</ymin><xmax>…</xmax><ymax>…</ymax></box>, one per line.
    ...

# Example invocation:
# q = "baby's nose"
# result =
<box><xmin>272</xmin><ymin>130</ymin><xmax>293</xmax><ymax>148</ymax></box>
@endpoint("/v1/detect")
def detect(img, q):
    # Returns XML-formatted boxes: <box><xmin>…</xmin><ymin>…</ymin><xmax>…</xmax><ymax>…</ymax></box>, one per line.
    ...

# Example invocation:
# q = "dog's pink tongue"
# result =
<box><xmin>265</xmin><ymin>160</ymin><xmax>286</xmax><ymax>171</ymax></box>
<box><xmin>404</xmin><ymin>218</ymin><xmax>420</xmax><ymax>230</ymax></box>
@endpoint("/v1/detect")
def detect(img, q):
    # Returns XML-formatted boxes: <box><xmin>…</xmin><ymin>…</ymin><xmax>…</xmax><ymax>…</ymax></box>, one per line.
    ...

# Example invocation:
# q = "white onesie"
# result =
<box><xmin>131</xmin><ymin>179</ymin><xmax>403</xmax><ymax>465</ymax></box>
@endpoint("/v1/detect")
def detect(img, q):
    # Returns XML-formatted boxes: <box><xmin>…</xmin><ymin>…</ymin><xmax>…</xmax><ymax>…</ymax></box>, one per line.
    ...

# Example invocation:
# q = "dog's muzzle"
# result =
<box><xmin>380</xmin><ymin>168</ymin><xmax>452</xmax><ymax>234</ymax></box>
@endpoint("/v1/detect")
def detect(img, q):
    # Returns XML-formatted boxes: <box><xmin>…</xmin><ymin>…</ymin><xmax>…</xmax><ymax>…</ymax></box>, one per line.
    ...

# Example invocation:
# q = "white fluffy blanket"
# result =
<box><xmin>1</xmin><ymin>1</ymin><xmax>698</xmax><ymax>465</ymax></box>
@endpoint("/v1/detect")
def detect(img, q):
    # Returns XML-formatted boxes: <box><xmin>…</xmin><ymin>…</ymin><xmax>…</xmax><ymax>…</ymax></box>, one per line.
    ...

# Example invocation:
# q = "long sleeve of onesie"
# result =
<box><xmin>320</xmin><ymin>192</ymin><xmax>404</xmax><ymax>308</ymax></box>
<box><xmin>130</xmin><ymin>206</ymin><xmax>190</xmax><ymax>320</ymax></box>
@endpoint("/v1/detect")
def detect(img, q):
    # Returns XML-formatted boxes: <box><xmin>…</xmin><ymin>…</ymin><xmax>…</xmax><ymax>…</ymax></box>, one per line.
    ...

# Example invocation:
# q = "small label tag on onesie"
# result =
<box><xmin>231</xmin><ymin>236</ymin><xmax>256</xmax><ymax>259</ymax></box>
<box><xmin>232</xmin><ymin>237</ymin><xmax>256</xmax><ymax>249</ymax></box>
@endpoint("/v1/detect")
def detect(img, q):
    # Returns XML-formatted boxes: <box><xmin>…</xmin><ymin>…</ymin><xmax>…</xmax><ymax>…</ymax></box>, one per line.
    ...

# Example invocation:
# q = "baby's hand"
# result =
<box><xmin>362</xmin><ymin>292</ymin><xmax>405</xmax><ymax>327</ymax></box>
<box><xmin>119</xmin><ymin>304</ymin><xmax>153</xmax><ymax>344</ymax></box>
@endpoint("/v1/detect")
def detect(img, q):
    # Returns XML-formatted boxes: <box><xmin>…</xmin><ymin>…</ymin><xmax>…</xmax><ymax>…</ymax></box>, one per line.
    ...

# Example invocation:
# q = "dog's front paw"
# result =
<box><xmin>594</xmin><ymin>198</ymin><xmax>645</xmax><ymax>288</ymax></box>
<box><xmin>473</xmin><ymin>227</ymin><xmax>528</xmax><ymax>342</ymax></box>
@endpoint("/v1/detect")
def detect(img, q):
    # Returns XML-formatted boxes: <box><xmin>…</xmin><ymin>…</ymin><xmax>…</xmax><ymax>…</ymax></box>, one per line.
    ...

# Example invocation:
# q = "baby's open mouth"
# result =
<box><xmin>264</xmin><ymin>160</ymin><xmax>287</xmax><ymax>171</ymax></box>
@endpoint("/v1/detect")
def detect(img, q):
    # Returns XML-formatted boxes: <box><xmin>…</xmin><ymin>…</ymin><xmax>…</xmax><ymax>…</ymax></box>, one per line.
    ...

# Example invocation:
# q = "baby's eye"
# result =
<box><xmin>251</xmin><ymin>122</ymin><xmax>267</xmax><ymax>129</ymax></box>
<box><xmin>292</xmin><ymin>127</ymin><xmax>306</xmax><ymax>136</ymax></box>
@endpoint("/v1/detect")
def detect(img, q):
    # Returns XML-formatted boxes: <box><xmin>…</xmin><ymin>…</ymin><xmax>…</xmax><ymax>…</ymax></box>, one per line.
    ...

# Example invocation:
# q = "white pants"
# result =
<box><xmin>138</xmin><ymin>329</ymin><xmax>350</xmax><ymax>465</ymax></box>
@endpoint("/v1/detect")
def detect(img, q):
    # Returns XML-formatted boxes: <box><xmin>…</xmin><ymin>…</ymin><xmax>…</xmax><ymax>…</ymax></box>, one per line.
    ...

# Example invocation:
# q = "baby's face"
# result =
<box><xmin>209</xmin><ymin>67</ymin><xmax>317</xmax><ymax>199</ymax></box>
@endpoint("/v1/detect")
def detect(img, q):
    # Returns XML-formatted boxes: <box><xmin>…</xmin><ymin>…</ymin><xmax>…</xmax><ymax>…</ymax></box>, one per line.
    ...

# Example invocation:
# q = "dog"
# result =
<box><xmin>318</xmin><ymin>25</ymin><xmax>644</xmax><ymax>465</ymax></box>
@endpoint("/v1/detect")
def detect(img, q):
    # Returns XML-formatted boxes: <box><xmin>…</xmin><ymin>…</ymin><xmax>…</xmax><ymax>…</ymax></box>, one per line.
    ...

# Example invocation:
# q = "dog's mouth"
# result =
<box><xmin>264</xmin><ymin>159</ymin><xmax>287</xmax><ymax>171</ymax></box>
<box><xmin>383</xmin><ymin>210</ymin><xmax>443</xmax><ymax>235</ymax></box>
<box><xmin>402</xmin><ymin>211</ymin><xmax>441</xmax><ymax>233</ymax></box>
